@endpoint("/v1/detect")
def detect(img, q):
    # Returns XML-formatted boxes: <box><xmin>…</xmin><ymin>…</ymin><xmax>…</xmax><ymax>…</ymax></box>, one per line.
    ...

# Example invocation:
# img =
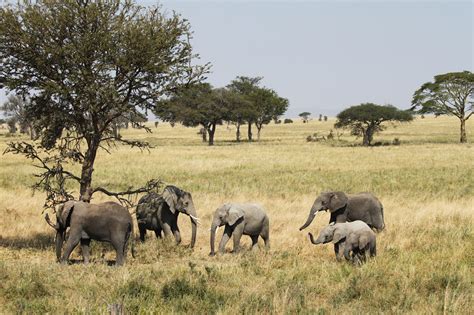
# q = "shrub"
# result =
<box><xmin>284</xmin><ymin>118</ymin><xmax>293</xmax><ymax>124</ymax></box>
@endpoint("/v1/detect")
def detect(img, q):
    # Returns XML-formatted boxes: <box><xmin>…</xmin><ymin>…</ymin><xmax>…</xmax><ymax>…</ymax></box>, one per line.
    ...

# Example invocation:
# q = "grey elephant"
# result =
<box><xmin>344</xmin><ymin>229</ymin><xmax>376</xmax><ymax>264</ymax></box>
<box><xmin>299</xmin><ymin>191</ymin><xmax>385</xmax><ymax>232</ymax></box>
<box><xmin>308</xmin><ymin>220</ymin><xmax>373</xmax><ymax>261</ymax></box>
<box><xmin>45</xmin><ymin>200</ymin><xmax>135</xmax><ymax>266</ymax></box>
<box><xmin>136</xmin><ymin>185</ymin><xmax>199</xmax><ymax>248</ymax></box>
<box><xmin>209</xmin><ymin>203</ymin><xmax>270</xmax><ymax>256</ymax></box>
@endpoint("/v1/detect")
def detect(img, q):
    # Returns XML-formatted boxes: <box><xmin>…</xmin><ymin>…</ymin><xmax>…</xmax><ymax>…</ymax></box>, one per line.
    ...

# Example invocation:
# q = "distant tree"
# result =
<box><xmin>335</xmin><ymin>103</ymin><xmax>413</xmax><ymax>146</ymax></box>
<box><xmin>324</xmin><ymin>116</ymin><xmax>328</xmax><ymax>122</ymax></box>
<box><xmin>299</xmin><ymin>112</ymin><xmax>311</xmax><ymax>123</ymax></box>
<box><xmin>225</xmin><ymin>92</ymin><xmax>252</xmax><ymax>142</ymax></box>
<box><xmin>0</xmin><ymin>1</ymin><xmax>207</xmax><ymax>206</ymax></box>
<box><xmin>411</xmin><ymin>71</ymin><xmax>473</xmax><ymax>143</ymax></box>
<box><xmin>284</xmin><ymin>118</ymin><xmax>293</xmax><ymax>124</ymax></box>
<box><xmin>155</xmin><ymin>84</ymin><xmax>233</xmax><ymax>146</ymax></box>
<box><xmin>227</xmin><ymin>76</ymin><xmax>263</xmax><ymax>142</ymax></box>
<box><xmin>0</xmin><ymin>94</ymin><xmax>35</xmax><ymax>138</ymax></box>
<box><xmin>251</xmin><ymin>87</ymin><xmax>289</xmax><ymax>141</ymax></box>
<box><xmin>318</xmin><ymin>114</ymin><xmax>322</xmax><ymax>121</ymax></box>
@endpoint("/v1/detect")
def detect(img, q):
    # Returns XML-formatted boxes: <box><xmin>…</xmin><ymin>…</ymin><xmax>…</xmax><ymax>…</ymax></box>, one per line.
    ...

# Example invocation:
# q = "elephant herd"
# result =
<box><xmin>45</xmin><ymin>185</ymin><xmax>385</xmax><ymax>266</ymax></box>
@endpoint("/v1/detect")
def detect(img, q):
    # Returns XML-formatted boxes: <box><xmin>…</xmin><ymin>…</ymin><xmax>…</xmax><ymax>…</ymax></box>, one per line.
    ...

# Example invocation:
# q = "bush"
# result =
<box><xmin>284</xmin><ymin>119</ymin><xmax>293</xmax><ymax>124</ymax></box>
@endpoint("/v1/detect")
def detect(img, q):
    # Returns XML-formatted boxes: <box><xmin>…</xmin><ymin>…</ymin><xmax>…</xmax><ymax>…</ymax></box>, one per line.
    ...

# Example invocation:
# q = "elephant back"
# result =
<box><xmin>136</xmin><ymin>192</ymin><xmax>164</xmax><ymax>222</ymax></box>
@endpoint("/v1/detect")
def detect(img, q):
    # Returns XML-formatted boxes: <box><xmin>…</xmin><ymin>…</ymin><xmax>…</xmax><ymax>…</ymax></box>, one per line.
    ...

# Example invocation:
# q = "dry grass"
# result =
<box><xmin>0</xmin><ymin>116</ymin><xmax>473</xmax><ymax>314</ymax></box>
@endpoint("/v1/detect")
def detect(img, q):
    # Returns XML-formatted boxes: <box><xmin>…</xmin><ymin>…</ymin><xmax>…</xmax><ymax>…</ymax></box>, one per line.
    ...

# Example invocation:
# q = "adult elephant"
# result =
<box><xmin>299</xmin><ymin>191</ymin><xmax>385</xmax><ymax>231</ymax></box>
<box><xmin>45</xmin><ymin>200</ymin><xmax>135</xmax><ymax>266</ymax></box>
<box><xmin>136</xmin><ymin>185</ymin><xmax>199</xmax><ymax>248</ymax></box>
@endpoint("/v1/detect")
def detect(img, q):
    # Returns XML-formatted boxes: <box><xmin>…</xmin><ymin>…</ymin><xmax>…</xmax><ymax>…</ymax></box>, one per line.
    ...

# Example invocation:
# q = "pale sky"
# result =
<box><xmin>1</xmin><ymin>0</ymin><xmax>472</xmax><ymax>117</ymax></box>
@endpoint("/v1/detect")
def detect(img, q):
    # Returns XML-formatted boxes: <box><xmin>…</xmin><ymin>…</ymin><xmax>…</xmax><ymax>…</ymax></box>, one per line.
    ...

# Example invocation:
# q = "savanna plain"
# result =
<box><xmin>0</xmin><ymin>116</ymin><xmax>472</xmax><ymax>314</ymax></box>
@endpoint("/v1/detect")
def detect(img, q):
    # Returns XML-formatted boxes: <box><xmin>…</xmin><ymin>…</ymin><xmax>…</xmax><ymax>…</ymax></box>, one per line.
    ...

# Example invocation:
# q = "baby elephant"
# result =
<box><xmin>308</xmin><ymin>220</ymin><xmax>373</xmax><ymax>261</ymax></box>
<box><xmin>344</xmin><ymin>229</ymin><xmax>376</xmax><ymax>264</ymax></box>
<box><xmin>209</xmin><ymin>203</ymin><xmax>270</xmax><ymax>256</ymax></box>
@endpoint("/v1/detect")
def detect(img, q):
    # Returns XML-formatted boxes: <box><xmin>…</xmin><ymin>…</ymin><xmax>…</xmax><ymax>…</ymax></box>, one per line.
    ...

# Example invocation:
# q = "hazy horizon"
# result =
<box><xmin>1</xmin><ymin>0</ymin><xmax>472</xmax><ymax>118</ymax></box>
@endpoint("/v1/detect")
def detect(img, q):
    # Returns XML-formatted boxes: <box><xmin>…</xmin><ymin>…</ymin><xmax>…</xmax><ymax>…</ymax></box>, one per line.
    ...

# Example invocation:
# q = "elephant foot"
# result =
<box><xmin>209</xmin><ymin>252</ymin><xmax>215</xmax><ymax>257</ymax></box>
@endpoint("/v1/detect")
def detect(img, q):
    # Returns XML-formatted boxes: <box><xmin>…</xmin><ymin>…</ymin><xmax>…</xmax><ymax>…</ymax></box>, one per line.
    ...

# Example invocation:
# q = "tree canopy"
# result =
<box><xmin>335</xmin><ymin>103</ymin><xmax>413</xmax><ymax>146</ymax></box>
<box><xmin>0</xmin><ymin>0</ymin><xmax>208</xmax><ymax>206</ymax></box>
<box><xmin>411</xmin><ymin>71</ymin><xmax>473</xmax><ymax>143</ymax></box>
<box><xmin>154</xmin><ymin>83</ymin><xmax>237</xmax><ymax>145</ymax></box>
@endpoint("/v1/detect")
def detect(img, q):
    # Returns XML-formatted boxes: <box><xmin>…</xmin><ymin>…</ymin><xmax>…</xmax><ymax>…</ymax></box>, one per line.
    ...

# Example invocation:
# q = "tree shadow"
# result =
<box><xmin>0</xmin><ymin>232</ymin><xmax>54</xmax><ymax>250</ymax></box>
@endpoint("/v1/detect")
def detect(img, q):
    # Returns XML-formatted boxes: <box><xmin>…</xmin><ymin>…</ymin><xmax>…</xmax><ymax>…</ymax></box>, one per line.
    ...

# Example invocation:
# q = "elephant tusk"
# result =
<box><xmin>189</xmin><ymin>214</ymin><xmax>201</xmax><ymax>225</ymax></box>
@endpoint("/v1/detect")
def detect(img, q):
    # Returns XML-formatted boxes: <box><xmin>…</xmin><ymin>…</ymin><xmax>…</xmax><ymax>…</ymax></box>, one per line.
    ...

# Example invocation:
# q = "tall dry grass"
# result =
<box><xmin>0</xmin><ymin>116</ymin><xmax>472</xmax><ymax>314</ymax></box>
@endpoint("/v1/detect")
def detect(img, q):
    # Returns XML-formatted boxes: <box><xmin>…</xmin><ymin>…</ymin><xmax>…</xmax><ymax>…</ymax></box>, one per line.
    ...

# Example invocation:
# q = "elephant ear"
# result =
<box><xmin>329</xmin><ymin>191</ymin><xmax>348</xmax><ymax>212</ymax></box>
<box><xmin>59</xmin><ymin>201</ymin><xmax>75</xmax><ymax>228</ymax></box>
<box><xmin>162</xmin><ymin>186</ymin><xmax>178</xmax><ymax>214</ymax></box>
<box><xmin>227</xmin><ymin>206</ymin><xmax>244</xmax><ymax>226</ymax></box>
<box><xmin>332</xmin><ymin>227</ymin><xmax>346</xmax><ymax>244</ymax></box>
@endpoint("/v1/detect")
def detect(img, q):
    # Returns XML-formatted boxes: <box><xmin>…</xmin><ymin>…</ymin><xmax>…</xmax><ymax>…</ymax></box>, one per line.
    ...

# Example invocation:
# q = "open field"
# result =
<box><xmin>0</xmin><ymin>116</ymin><xmax>473</xmax><ymax>314</ymax></box>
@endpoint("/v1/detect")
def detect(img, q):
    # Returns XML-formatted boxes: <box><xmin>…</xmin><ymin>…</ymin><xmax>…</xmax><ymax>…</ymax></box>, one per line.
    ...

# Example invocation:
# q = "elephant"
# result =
<box><xmin>45</xmin><ymin>200</ymin><xmax>135</xmax><ymax>266</ymax></box>
<box><xmin>308</xmin><ymin>220</ymin><xmax>373</xmax><ymax>261</ymax></box>
<box><xmin>299</xmin><ymin>191</ymin><xmax>385</xmax><ymax>232</ymax></box>
<box><xmin>209</xmin><ymin>203</ymin><xmax>270</xmax><ymax>256</ymax></box>
<box><xmin>136</xmin><ymin>185</ymin><xmax>199</xmax><ymax>248</ymax></box>
<box><xmin>343</xmin><ymin>229</ymin><xmax>377</xmax><ymax>264</ymax></box>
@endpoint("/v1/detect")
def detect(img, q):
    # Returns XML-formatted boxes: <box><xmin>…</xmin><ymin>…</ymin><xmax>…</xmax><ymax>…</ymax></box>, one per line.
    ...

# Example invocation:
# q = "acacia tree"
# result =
<box><xmin>154</xmin><ymin>84</ymin><xmax>232</xmax><ymax>146</ymax></box>
<box><xmin>0</xmin><ymin>1</ymin><xmax>207</xmax><ymax>206</ymax></box>
<box><xmin>411</xmin><ymin>71</ymin><xmax>473</xmax><ymax>143</ymax></box>
<box><xmin>252</xmin><ymin>88</ymin><xmax>289</xmax><ymax>141</ymax></box>
<box><xmin>335</xmin><ymin>103</ymin><xmax>413</xmax><ymax>146</ymax></box>
<box><xmin>299</xmin><ymin>112</ymin><xmax>311</xmax><ymax>123</ymax></box>
<box><xmin>227</xmin><ymin>76</ymin><xmax>263</xmax><ymax>142</ymax></box>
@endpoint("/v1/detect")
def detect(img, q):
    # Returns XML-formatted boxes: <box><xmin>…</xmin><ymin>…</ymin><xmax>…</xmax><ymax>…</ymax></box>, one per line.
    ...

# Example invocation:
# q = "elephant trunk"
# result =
<box><xmin>55</xmin><ymin>230</ymin><xmax>65</xmax><ymax>261</ymax></box>
<box><xmin>299</xmin><ymin>205</ymin><xmax>320</xmax><ymax>230</ymax></box>
<box><xmin>209</xmin><ymin>220</ymin><xmax>219</xmax><ymax>256</ymax></box>
<box><xmin>187</xmin><ymin>206</ymin><xmax>198</xmax><ymax>248</ymax></box>
<box><xmin>308</xmin><ymin>232</ymin><xmax>321</xmax><ymax>245</ymax></box>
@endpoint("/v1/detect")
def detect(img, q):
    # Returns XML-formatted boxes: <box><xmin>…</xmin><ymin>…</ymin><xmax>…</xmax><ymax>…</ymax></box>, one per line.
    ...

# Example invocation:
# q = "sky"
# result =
<box><xmin>1</xmin><ymin>0</ymin><xmax>472</xmax><ymax>117</ymax></box>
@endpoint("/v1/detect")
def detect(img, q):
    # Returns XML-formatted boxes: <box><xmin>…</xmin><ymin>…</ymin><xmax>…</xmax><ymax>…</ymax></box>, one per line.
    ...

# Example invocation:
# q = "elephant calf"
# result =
<box><xmin>308</xmin><ymin>220</ymin><xmax>373</xmax><ymax>261</ymax></box>
<box><xmin>344</xmin><ymin>229</ymin><xmax>376</xmax><ymax>264</ymax></box>
<box><xmin>45</xmin><ymin>200</ymin><xmax>135</xmax><ymax>266</ymax></box>
<box><xmin>209</xmin><ymin>203</ymin><xmax>270</xmax><ymax>256</ymax></box>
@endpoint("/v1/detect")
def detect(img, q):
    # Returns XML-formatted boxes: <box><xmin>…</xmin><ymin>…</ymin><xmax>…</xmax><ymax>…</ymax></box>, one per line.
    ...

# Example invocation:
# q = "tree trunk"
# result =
<box><xmin>256</xmin><ymin>123</ymin><xmax>262</xmax><ymax>141</ymax></box>
<box><xmin>460</xmin><ymin>118</ymin><xmax>467</xmax><ymax>143</ymax></box>
<box><xmin>79</xmin><ymin>136</ymin><xmax>100</xmax><ymax>202</ymax></box>
<box><xmin>236</xmin><ymin>123</ymin><xmax>241</xmax><ymax>142</ymax></box>
<box><xmin>201</xmin><ymin>128</ymin><xmax>207</xmax><ymax>142</ymax></box>
<box><xmin>208</xmin><ymin>124</ymin><xmax>216</xmax><ymax>146</ymax></box>
<box><xmin>248</xmin><ymin>122</ymin><xmax>253</xmax><ymax>142</ymax></box>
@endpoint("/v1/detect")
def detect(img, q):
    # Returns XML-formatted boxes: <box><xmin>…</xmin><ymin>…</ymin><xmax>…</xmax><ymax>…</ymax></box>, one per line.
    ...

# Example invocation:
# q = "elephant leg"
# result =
<box><xmin>260</xmin><ymin>222</ymin><xmax>270</xmax><ymax>250</ymax></box>
<box><xmin>80</xmin><ymin>239</ymin><xmax>91</xmax><ymax>264</ymax></box>
<box><xmin>172</xmin><ymin>227</ymin><xmax>181</xmax><ymax>245</ymax></box>
<box><xmin>111</xmin><ymin>235</ymin><xmax>125</xmax><ymax>266</ymax></box>
<box><xmin>154</xmin><ymin>227</ymin><xmax>162</xmax><ymax>239</ymax></box>
<box><xmin>61</xmin><ymin>228</ymin><xmax>82</xmax><ymax>264</ymax></box>
<box><xmin>231</xmin><ymin>224</ymin><xmax>244</xmax><ymax>254</ymax></box>
<box><xmin>343</xmin><ymin>245</ymin><xmax>352</xmax><ymax>262</ymax></box>
<box><xmin>250</xmin><ymin>235</ymin><xmax>259</xmax><ymax>251</ymax></box>
<box><xmin>218</xmin><ymin>225</ymin><xmax>233</xmax><ymax>254</ymax></box>
<box><xmin>161</xmin><ymin>222</ymin><xmax>173</xmax><ymax>239</ymax></box>
<box><xmin>334</xmin><ymin>242</ymin><xmax>342</xmax><ymax>261</ymax></box>
<box><xmin>138</xmin><ymin>224</ymin><xmax>146</xmax><ymax>242</ymax></box>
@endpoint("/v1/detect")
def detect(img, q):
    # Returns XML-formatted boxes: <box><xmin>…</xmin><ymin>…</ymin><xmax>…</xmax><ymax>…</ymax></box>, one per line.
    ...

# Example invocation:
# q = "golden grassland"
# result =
<box><xmin>0</xmin><ymin>116</ymin><xmax>472</xmax><ymax>314</ymax></box>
